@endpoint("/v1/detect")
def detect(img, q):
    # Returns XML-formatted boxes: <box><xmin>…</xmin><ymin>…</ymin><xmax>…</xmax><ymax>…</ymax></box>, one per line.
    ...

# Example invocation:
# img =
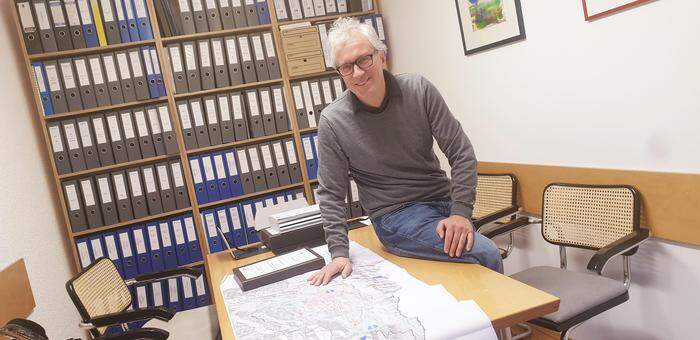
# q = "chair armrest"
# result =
<box><xmin>88</xmin><ymin>308</ymin><xmax>175</xmax><ymax>328</ymax></box>
<box><xmin>127</xmin><ymin>268</ymin><xmax>201</xmax><ymax>285</ymax></box>
<box><xmin>472</xmin><ymin>206</ymin><xmax>519</xmax><ymax>228</ymax></box>
<box><xmin>97</xmin><ymin>328</ymin><xmax>169</xmax><ymax>340</ymax></box>
<box><xmin>480</xmin><ymin>216</ymin><xmax>531</xmax><ymax>239</ymax></box>
<box><xmin>587</xmin><ymin>229</ymin><xmax>650</xmax><ymax>274</ymax></box>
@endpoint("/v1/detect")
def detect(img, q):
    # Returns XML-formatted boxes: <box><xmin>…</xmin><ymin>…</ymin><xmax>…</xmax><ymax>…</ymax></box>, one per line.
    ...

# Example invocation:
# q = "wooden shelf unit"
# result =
<box><xmin>10</xmin><ymin>0</ymin><xmax>384</xmax><ymax>305</ymax></box>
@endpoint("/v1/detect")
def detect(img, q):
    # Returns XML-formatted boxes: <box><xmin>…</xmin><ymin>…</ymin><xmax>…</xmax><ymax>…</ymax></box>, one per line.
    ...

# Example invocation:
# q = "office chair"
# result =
<box><xmin>510</xmin><ymin>183</ymin><xmax>649</xmax><ymax>340</ymax></box>
<box><xmin>471</xmin><ymin>173</ymin><xmax>531</xmax><ymax>259</ymax></box>
<box><xmin>66</xmin><ymin>257</ymin><xmax>201</xmax><ymax>340</ymax></box>
<box><xmin>0</xmin><ymin>318</ymin><xmax>47</xmax><ymax>340</ymax></box>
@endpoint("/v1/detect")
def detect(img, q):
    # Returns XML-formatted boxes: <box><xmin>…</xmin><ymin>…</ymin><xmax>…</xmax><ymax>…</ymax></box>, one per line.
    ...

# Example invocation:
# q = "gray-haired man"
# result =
<box><xmin>308</xmin><ymin>17</ymin><xmax>502</xmax><ymax>286</ymax></box>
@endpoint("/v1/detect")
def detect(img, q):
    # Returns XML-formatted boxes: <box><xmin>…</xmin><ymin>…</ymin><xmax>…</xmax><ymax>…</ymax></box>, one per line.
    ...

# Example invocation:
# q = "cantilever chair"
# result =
<box><xmin>66</xmin><ymin>257</ymin><xmax>201</xmax><ymax>340</ymax></box>
<box><xmin>510</xmin><ymin>183</ymin><xmax>649</xmax><ymax>340</ymax></box>
<box><xmin>472</xmin><ymin>174</ymin><xmax>532</xmax><ymax>259</ymax></box>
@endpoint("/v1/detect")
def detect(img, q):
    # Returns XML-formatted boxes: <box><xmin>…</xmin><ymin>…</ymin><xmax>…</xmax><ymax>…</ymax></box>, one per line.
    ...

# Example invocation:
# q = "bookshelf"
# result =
<box><xmin>11</xmin><ymin>0</ymin><xmax>384</xmax><ymax>317</ymax></box>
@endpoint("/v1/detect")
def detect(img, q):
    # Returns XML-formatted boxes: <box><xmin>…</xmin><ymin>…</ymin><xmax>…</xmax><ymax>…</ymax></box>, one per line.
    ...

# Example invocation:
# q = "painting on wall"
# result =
<box><xmin>455</xmin><ymin>0</ymin><xmax>526</xmax><ymax>55</ymax></box>
<box><xmin>582</xmin><ymin>0</ymin><xmax>654</xmax><ymax>21</ymax></box>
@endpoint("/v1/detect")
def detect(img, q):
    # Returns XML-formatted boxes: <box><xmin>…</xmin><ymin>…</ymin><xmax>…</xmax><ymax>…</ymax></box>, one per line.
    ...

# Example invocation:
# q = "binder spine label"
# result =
<box><xmin>190</xmin><ymin>159</ymin><xmax>203</xmax><ymax>183</ymax></box>
<box><xmin>179</xmin><ymin>0</ymin><xmax>191</xmax><ymax>11</ymax></box>
<box><xmin>302</xmin><ymin>138</ymin><xmax>313</xmax><ymax>160</ymax></box>
<box><xmin>148</xmin><ymin>109</ymin><xmax>162</xmax><ymax>133</ymax></box>
<box><xmin>232</xmin><ymin>95</ymin><xmax>243</xmax><ymax>119</ymax></box>
<box><xmin>285</xmin><ymin>140</ymin><xmax>297</xmax><ymax>163</ymax></box>
<box><xmin>260</xmin><ymin>90</ymin><xmax>272</xmax><ymax>114</ymax></box>
<box><xmin>98</xmin><ymin>177</ymin><xmax>112</xmax><ymax>203</ymax></box>
<box><xmin>78</xmin><ymin>121</ymin><xmax>93</xmax><ymax>146</ymax></box>
<box><xmin>89</xmin><ymin>58</ymin><xmax>105</xmax><ymax>84</ymax></box>
<box><xmin>49</xmin><ymin>126</ymin><xmax>64</xmax><ymax>152</ymax></box>
<box><xmin>178</xmin><ymin>104</ymin><xmax>193</xmax><ymax>129</ymax></box>
<box><xmin>247</xmin><ymin>92</ymin><xmax>259</xmax><ymax>116</ymax></box>
<box><xmin>273</xmin><ymin>143</ymin><xmax>285</xmax><ymax>165</ymax></box>
<box><xmin>225</xmin><ymin>153</ymin><xmax>239</xmax><ymax>176</ymax></box>
<box><xmin>129</xmin><ymin>171</ymin><xmax>143</xmax><ymax>196</ymax></box>
<box><xmin>236</xmin><ymin>150</ymin><xmax>249</xmax><ymax>173</ymax></box>
<box><xmin>60</xmin><ymin>63</ymin><xmax>77</xmax><ymax>89</ymax></box>
<box><xmin>218</xmin><ymin>97</ymin><xmax>231</xmax><ymax>120</ymax></box>
<box><xmin>64</xmin><ymin>124</ymin><xmax>80</xmax><ymax>150</ymax></box>
<box><xmin>45</xmin><ymin>64</ymin><xmax>61</xmax><ymax>91</ymax></box>
<box><xmin>248</xmin><ymin>148</ymin><xmax>261</xmax><ymax>171</ymax></box>
<box><xmin>80</xmin><ymin>179</ymin><xmax>96</xmax><ymax>206</ymax></box>
<box><xmin>205</xmin><ymin>100</ymin><xmax>218</xmax><ymax>123</ymax></box>
<box><xmin>212</xmin><ymin>41</ymin><xmax>225</xmax><ymax>65</ymax></box>
<box><xmin>225</xmin><ymin>39</ymin><xmax>239</xmax><ymax>64</ymax></box>
<box><xmin>116</xmin><ymin>53</ymin><xmax>131</xmax><ymax>79</ymax></box>
<box><xmin>214</xmin><ymin>155</ymin><xmax>226</xmax><ymax>178</ymax></box>
<box><xmin>99</xmin><ymin>0</ymin><xmax>115</xmax><ymax>22</ymax></box>
<box><xmin>158</xmin><ymin>106</ymin><xmax>173</xmax><ymax>131</ymax></box>
<box><xmin>185</xmin><ymin>45</ymin><xmax>197</xmax><ymax>71</ymax></box>
<box><xmin>18</xmin><ymin>3</ymin><xmax>37</xmax><ymax>32</ymax></box>
<box><xmin>78</xmin><ymin>0</ymin><xmax>93</xmax><ymax>24</ymax></box>
<box><xmin>144</xmin><ymin>168</ymin><xmax>157</xmax><ymax>193</ymax></box>
<box><xmin>65</xmin><ymin>184</ymin><xmax>81</xmax><ymax>211</ymax></box>
<box><xmin>134</xmin><ymin>0</ymin><xmax>147</xmax><ymax>17</ymax></box>
<box><xmin>160</xmin><ymin>223</ymin><xmax>172</xmax><ymax>246</ymax></box>
<box><xmin>157</xmin><ymin>166</ymin><xmax>171</xmax><ymax>190</ymax></box>
<box><xmin>191</xmin><ymin>102</ymin><xmax>205</xmax><ymax>126</ymax></box>
<box><xmin>263</xmin><ymin>33</ymin><xmax>276</xmax><ymax>57</ymax></box>
<box><xmin>121</xmin><ymin>113</ymin><xmax>136</xmax><ymax>139</ymax></box>
<box><xmin>261</xmin><ymin>145</ymin><xmax>273</xmax><ymax>168</ymax></box>
<box><xmin>171</xmin><ymin>163</ymin><xmax>185</xmax><ymax>187</ymax></box>
<box><xmin>114</xmin><ymin>174</ymin><xmax>128</xmax><ymax>200</ymax></box>
<box><xmin>119</xmin><ymin>233</ymin><xmax>133</xmax><ymax>256</ymax></box>
<box><xmin>93</xmin><ymin>118</ymin><xmax>107</xmax><ymax>143</ymax></box>
<box><xmin>129</xmin><ymin>51</ymin><xmax>144</xmax><ymax>77</ymax></box>
<box><xmin>65</xmin><ymin>1</ymin><xmax>81</xmax><ymax>26</ymax></box>
<box><xmin>184</xmin><ymin>217</ymin><xmax>197</xmax><ymax>240</ymax></box>
<box><xmin>49</xmin><ymin>1</ymin><xmax>67</xmax><ymax>27</ymax></box>
<box><xmin>107</xmin><ymin>116</ymin><xmax>122</xmax><ymax>141</ymax></box>
<box><xmin>135</xmin><ymin>111</ymin><xmax>149</xmax><ymax>137</ymax></box>
<box><xmin>199</xmin><ymin>41</ymin><xmax>211</xmax><ymax>67</ymax></box>
<box><xmin>75</xmin><ymin>60</ymin><xmax>91</xmax><ymax>86</ymax></box>
<box><xmin>229</xmin><ymin>207</ymin><xmax>242</xmax><ymax>229</ymax></box>
<box><xmin>202</xmin><ymin>157</ymin><xmax>216</xmax><ymax>180</ymax></box>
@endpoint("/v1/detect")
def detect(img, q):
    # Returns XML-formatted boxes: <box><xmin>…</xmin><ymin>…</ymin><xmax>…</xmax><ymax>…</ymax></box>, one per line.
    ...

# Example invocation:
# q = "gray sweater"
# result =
<box><xmin>317</xmin><ymin>71</ymin><xmax>477</xmax><ymax>259</ymax></box>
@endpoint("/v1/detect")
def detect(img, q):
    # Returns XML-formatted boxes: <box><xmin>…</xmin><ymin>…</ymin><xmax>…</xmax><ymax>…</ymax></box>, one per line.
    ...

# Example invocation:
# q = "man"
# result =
<box><xmin>308</xmin><ymin>17</ymin><xmax>502</xmax><ymax>286</ymax></box>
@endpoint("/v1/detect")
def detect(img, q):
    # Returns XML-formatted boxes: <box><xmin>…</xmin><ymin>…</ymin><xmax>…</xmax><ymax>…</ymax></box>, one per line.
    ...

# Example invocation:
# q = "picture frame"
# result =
<box><xmin>582</xmin><ymin>0</ymin><xmax>654</xmax><ymax>21</ymax></box>
<box><xmin>454</xmin><ymin>0</ymin><xmax>526</xmax><ymax>56</ymax></box>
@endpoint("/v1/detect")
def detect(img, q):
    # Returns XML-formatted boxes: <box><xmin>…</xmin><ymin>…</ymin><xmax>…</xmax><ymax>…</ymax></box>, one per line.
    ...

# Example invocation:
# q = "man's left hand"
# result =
<box><xmin>436</xmin><ymin>215</ymin><xmax>474</xmax><ymax>257</ymax></box>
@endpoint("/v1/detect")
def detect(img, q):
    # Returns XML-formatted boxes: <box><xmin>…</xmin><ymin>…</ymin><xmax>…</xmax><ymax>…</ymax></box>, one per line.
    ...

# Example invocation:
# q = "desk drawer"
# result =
<box><xmin>286</xmin><ymin>54</ymin><xmax>326</xmax><ymax>77</ymax></box>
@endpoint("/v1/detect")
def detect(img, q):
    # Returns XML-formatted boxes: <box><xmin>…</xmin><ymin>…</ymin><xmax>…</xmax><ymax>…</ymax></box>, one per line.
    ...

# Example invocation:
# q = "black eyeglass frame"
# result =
<box><xmin>335</xmin><ymin>50</ymin><xmax>379</xmax><ymax>76</ymax></box>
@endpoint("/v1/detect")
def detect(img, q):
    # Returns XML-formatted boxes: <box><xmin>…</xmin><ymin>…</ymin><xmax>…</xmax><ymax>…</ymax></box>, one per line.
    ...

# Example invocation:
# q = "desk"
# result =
<box><xmin>208</xmin><ymin>226</ymin><xmax>560</xmax><ymax>339</ymax></box>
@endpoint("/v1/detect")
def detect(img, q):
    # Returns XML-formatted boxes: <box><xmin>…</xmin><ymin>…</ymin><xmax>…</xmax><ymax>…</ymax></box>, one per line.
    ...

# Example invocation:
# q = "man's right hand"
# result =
<box><xmin>308</xmin><ymin>257</ymin><xmax>353</xmax><ymax>286</ymax></box>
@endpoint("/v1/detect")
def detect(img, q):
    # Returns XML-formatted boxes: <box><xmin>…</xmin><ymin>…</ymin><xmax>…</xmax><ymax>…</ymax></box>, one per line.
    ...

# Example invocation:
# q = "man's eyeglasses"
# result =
<box><xmin>335</xmin><ymin>52</ymin><xmax>377</xmax><ymax>77</ymax></box>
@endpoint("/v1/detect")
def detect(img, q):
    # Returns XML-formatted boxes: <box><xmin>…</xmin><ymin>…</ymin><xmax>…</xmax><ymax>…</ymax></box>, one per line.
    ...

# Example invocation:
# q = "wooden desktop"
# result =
<box><xmin>207</xmin><ymin>225</ymin><xmax>560</xmax><ymax>339</ymax></box>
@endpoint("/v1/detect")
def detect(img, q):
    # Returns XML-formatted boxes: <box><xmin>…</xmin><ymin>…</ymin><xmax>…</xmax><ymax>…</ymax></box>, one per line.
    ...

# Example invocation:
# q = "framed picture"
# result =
<box><xmin>455</xmin><ymin>0</ymin><xmax>526</xmax><ymax>56</ymax></box>
<box><xmin>582</xmin><ymin>0</ymin><xmax>653</xmax><ymax>21</ymax></box>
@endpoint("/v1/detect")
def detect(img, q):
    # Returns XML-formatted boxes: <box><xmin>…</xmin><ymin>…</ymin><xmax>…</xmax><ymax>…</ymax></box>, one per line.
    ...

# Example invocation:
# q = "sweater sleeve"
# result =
<box><xmin>316</xmin><ymin>116</ymin><xmax>351</xmax><ymax>259</ymax></box>
<box><xmin>422</xmin><ymin>76</ymin><xmax>477</xmax><ymax>218</ymax></box>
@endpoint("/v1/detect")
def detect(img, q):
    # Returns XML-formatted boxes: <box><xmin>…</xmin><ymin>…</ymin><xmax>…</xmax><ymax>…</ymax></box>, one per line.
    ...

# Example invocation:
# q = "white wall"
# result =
<box><xmin>0</xmin><ymin>4</ymin><xmax>83</xmax><ymax>339</ymax></box>
<box><xmin>381</xmin><ymin>0</ymin><xmax>700</xmax><ymax>174</ymax></box>
<box><xmin>380</xmin><ymin>0</ymin><xmax>700</xmax><ymax>339</ymax></box>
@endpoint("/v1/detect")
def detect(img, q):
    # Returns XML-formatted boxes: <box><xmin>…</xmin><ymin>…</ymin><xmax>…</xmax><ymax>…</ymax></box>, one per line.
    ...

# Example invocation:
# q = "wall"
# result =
<box><xmin>0</xmin><ymin>3</ymin><xmax>82</xmax><ymax>339</ymax></box>
<box><xmin>380</xmin><ymin>0</ymin><xmax>699</xmax><ymax>339</ymax></box>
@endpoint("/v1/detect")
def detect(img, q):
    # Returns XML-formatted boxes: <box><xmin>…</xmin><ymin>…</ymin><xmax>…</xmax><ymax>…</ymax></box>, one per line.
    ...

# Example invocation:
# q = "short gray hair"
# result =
<box><xmin>327</xmin><ymin>17</ymin><xmax>387</xmax><ymax>67</ymax></box>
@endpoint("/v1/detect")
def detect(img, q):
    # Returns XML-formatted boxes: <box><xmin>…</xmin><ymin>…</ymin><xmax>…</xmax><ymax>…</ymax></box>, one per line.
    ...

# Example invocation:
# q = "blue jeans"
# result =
<box><xmin>372</xmin><ymin>200</ymin><xmax>503</xmax><ymax>273</ymax></box>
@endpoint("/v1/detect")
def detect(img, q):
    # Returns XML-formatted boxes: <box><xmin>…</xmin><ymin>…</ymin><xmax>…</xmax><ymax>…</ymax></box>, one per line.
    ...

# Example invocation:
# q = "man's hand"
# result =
<box><xmin>436</xmin><ymin>215</ymin><xmax>474</xmax><ymax>257</ymax></box>
<box><xmin>308</xmin><ymin>257</ymin><xmax>353</xmax><ymax>286</ymax></box>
